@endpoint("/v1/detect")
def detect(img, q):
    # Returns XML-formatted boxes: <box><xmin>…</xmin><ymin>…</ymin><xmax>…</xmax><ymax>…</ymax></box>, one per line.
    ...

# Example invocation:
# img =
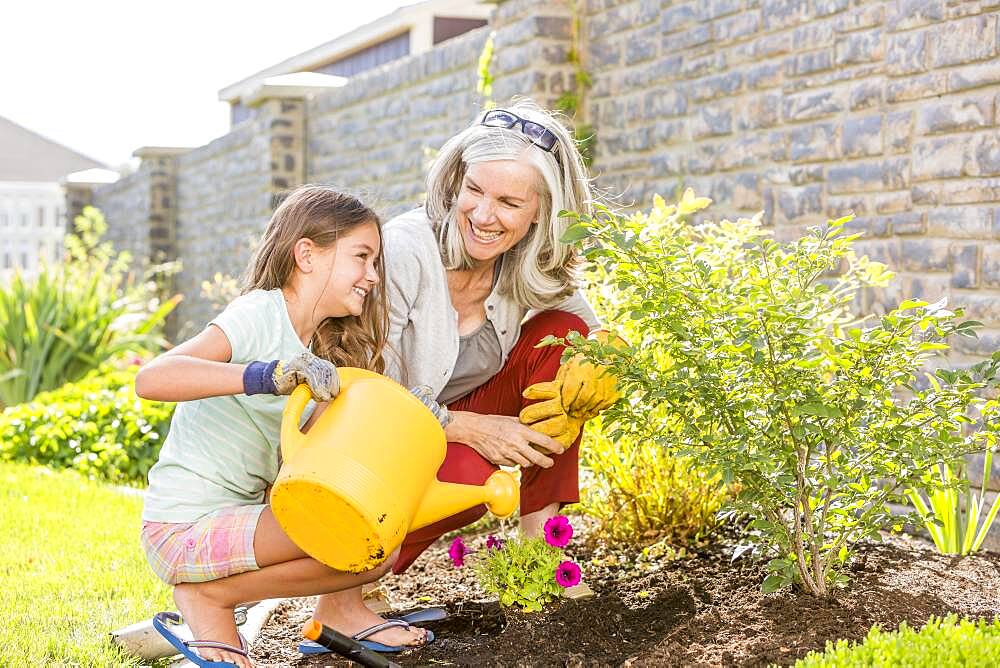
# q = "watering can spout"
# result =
<box><xmin>410</xmin><ymin>470</ymin><xmax>519</xmax><ymax>532</ymax></box>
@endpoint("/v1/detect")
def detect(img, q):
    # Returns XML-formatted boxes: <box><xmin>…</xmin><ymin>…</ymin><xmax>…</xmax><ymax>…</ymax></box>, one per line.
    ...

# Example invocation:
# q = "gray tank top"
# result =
<box><xmin>438</xmin><ymin>318</ymin><xmax>504</xmax><ymax>405</ymax></box>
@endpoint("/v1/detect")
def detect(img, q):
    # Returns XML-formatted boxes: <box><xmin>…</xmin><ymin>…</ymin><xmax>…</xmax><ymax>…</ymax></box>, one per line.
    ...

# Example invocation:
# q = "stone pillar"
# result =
<box><xmin>133</xmin><ymin>147</ymin><xmax>188</xmax><ymax>263</ymax></box>
<box><xmin>63</xmin><ymin>182</ymin><xmax>94</xmax><ymax>232</ymax></box>
<box><xmin>490</xmin><ymin>0</ymin><xmax>576</xmax><ymax>110</ymax></box>
<box><xmin>245</xmin><ymin>88</ymin><xmax>307</xmax><ymax>210</ymax></box>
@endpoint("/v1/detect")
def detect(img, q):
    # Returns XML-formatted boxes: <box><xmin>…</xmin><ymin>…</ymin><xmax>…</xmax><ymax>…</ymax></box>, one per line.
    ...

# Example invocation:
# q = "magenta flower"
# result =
<box><xmin>543</xmin><ymin>515</ymin><xmax>573</xmax><ymax>548</ymax></box>
<box><xmin>555</xmin><ymin>560</ymin><xmax>582</xmax><ymax>588</ymax></box>
<box><xmin>486</xmin><ymin>534</ymin><xmax>504</xmax><ymax>551</ymax></box>
<box><xmin>448</xmin><ymin>536</ymin><xmax>471</xmax><ymax>567</ymax></box>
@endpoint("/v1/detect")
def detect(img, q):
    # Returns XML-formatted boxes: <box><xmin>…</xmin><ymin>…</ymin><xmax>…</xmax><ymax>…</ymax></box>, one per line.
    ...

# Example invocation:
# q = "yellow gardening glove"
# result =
<box><xmin>556</xmin><ymin>331</ymin><xmax>625</xmax><ymax>418</ymax></box>
<box><xmin>519</xmin><ymin>380</ymin><xmax>585</xmax><ymax>447</ymax></box>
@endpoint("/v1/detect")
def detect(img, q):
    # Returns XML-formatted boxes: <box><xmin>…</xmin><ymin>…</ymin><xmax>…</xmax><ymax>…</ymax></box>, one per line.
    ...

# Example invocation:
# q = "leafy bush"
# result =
<box><xmin>0</xmin><ymin>206</ymin><xmax>179</xmax><ymax>408</ymax></box>
<box><xmin>581</xmin><ymin>415</ymin><xmax>726</xmax><ymax>546</ymax></box>
<box><xmin>793</xmin><ymin>615</ymin><xmax>1000</xmax><ymax>667</ymax></box>
<box><xmin>558</xmin><ymin>191</ymin><xmax>1000</xmax><ymax>596</ymax></box>
<box><xmin>906</xmin><ymin>452</ymin><xmax>1000</xmax><ymax>555</ymax></box>
<box><xmin>0</xmin><ymin>364</ymin><xmax>174</xmax><ymax>484</ymax></box>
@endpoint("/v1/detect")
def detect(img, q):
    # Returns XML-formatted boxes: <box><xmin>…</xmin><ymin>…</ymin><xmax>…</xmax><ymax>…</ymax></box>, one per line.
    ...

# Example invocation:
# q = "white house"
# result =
<box><xmin>0</xmin><ymin>114</ymin><xmax>110</xmax><ymax>282</ymax></box>
<box><xmin>219</xmin><ymin>0</ymin><xmax>492</xmax><ymax>125</ymax></box>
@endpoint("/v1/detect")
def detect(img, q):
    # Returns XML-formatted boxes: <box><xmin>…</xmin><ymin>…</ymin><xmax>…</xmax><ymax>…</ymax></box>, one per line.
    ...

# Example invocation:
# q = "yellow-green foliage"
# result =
<box><xmin>581</xmin><ymin>415</ymin><xmax>727</xmax><ymax>546</ymax></box>
<box><xmin>792</xmin><ymin>615</ymin><xmax>1000</xmax><ymax>667</ymax></box>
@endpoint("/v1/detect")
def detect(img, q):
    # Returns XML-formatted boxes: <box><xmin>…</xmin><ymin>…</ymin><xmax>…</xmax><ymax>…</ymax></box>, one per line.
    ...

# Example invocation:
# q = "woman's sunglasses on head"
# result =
<box><xmin>480</xmin><ymin>109</ymin><xmax>558</xmax><ymax>153</ymax></box>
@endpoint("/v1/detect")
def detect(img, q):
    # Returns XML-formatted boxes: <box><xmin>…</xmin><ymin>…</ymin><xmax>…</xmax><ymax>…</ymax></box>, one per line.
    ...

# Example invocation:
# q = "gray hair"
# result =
<box><xmin>424</xmin><ymin>99</ymin><xmax>594</xmax><ymax>309</ymax></box>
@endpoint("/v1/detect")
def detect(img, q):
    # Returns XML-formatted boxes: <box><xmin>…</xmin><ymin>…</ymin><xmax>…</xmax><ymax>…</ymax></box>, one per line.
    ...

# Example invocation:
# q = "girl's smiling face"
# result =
<box><xmin>455</xmin><ymin>158</ymin><xmax>541</xmax><ymax>264</ymax></box>
<box><xmin>310</xmin><ymin>220</ymin><xmax>381</xmax><ymax>318</ymax></box>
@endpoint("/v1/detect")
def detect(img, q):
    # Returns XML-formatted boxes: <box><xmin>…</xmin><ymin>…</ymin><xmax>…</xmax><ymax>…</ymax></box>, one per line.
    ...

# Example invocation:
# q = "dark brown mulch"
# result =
<box><xmin>252</xmin><ymin>523</ymin><xmax>1000</xmax><ymax>667</ymax></box>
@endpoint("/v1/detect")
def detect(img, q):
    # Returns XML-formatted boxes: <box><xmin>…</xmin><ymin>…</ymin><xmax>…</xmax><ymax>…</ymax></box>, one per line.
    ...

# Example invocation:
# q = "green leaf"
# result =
<box><xmin>761</xmin><ymin>574</ymin><xmax>786</xmax><ymax>594</ymax></box>
<box><xmin>560</xmin><ymin>223</ymin><xmax>592</xmax><ymax>243</ymax></box>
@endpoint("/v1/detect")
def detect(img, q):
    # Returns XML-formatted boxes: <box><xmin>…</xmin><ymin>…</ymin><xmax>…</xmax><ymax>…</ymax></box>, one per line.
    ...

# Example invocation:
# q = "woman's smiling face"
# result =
<box><xmin>455</xmin><ymin>157</ymin><xmax>541</xmax><ymax>264</ymax></box>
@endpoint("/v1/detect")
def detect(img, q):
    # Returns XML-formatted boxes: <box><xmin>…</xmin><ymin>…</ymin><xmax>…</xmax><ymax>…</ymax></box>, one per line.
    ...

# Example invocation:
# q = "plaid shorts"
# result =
<box><xmin>140</xmin><ymin>504</ymin><xmax>267</xmax><ymax>585</ymax></box>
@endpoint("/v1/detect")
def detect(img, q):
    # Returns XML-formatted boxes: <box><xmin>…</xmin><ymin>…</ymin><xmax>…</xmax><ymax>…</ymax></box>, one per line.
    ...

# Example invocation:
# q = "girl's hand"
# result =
<box><xmin>447</xmin><ymin>411</ymin><xmax>565</xmax><ymax>468</ymax></box>
<box><xmin>244</xmin><ymin>351</ymin><xmax>340</xmax><ymax>401</ymax></box>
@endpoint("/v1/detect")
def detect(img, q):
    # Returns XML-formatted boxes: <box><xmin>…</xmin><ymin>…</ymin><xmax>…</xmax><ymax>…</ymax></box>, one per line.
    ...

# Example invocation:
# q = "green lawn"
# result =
<box><xmin>0</xmin><ymin>461</ymin><xmax>172</xmax><ymax>667</ymax></box>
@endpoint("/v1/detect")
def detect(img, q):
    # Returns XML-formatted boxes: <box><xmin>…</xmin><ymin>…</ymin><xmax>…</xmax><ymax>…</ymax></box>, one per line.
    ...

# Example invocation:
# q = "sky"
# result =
<box><xmin>0</xmin><ymin>1</ymin><xmax>416</xmax><ymax>167</ymax></box>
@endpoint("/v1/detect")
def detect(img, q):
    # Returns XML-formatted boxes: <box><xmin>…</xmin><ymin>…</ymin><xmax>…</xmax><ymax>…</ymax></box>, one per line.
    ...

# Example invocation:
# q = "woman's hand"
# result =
<box><xmin>447</xmin><ymin>411</ymin><xmax>565</xmax><ymax>468</ymax></box>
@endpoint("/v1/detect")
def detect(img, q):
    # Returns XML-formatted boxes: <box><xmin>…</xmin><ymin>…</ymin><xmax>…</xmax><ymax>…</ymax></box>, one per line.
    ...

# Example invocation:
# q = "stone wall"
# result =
<box><xmin>584</xmin><ymin>0</ymin><xmax>1000</xmax><ymax>363</ymax></box>
<box><xmin>94</xmin><ymin>164</ymin><xmax>151</xmax><ymax>264</ymax></box>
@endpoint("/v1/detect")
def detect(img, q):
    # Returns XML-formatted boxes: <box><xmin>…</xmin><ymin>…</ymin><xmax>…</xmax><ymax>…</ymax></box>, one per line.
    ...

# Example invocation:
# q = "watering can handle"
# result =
<box><xmin>280</xmin><ymin>367</ymin><xmax>384</xmax><ymax>462</ymax></box>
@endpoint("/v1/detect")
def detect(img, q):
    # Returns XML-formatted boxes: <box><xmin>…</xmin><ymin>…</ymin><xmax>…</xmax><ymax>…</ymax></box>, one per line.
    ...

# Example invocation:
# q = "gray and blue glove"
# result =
<box><xmin>243</xmin><ymin>351</ymin><xmax>340</xmax><ymax>402</ymax></box>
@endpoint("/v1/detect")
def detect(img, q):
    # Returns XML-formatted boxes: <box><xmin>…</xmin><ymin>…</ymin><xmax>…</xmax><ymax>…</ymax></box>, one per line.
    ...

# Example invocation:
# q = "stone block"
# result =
<box><xmin>762</xmin><ymin>0</ymin><xmax>812</xmax><ymax>30</ymax></box>
<box><xmin>828</xmin><ymin>194</ymin><xmax>869</xmax><ymax>218</ymax></box>
<box><xmin>927</xmin><ymin>15</ymin><xmax>998</xmax><ymax>68</ymax></box>
<box><xmin>815</xmin><ymin>0</ymin><xmax>850</xmax><ymax>16</ymax></box>
<box><xmin>948</xmin><ymin>61</ymin><xmax>1000</xmax><ymax>93</ymax></box>
<box><xmin>845</xmin><ymin>215</ymin><xmax>890</xmax><ymax>238</ymax></box>
<box><xmin>885</xmin><ymin>72</ymin><xmax>947</xmax><ymax>102</ymax></box>
<box><xmin>899</xmin><ymin>238</ymin><xmax>950</xmax><ymax>271</ymax></box>
<box><xmin>660</xmin><ymin>2</ymin><xmax>701</xmax><ymax>33</ymax></box>
<box><xmin>885</xmin><ymin>110</ymin><xmax>913</xmax><ymax>154</ymax></box>
<box><xmin>916</xmin><ymin>95</ymin><xmax>994</xmax><ymax>135</ymax></box>
<box><xmin>793</xmin><ymin>21</ymin><xmax>836</xmax><ymax>50</ymax></box>
<box><xmin>873</xmin><ymin>190</ymin><xmax>912</xmax><ymax>214</ymax></box>
<box><xmin>650</xmin><ymin>153</ymin><xmax>686</xmax><ymax>177</ymax></box>
<box><xmin>950</xmin><ymin>243</ymin><xmax>980</xmax><ymax>288</ymax></box>
<box><xmin>687</xmin><ymin>145</ymin><xmax>718</xmax><ymax>174</ymax></box>
<box><xmin>664</xmin><ymin>24</ymin><xmax>713</xmax><ymax>51</ymax></box>
<box><xmin>786</xmin><ymin>50</ymin><xmax>835</xmax><ymax>76</ymax></box>
<box><xmin>890</xmin><ymin>211</ymin><xmax>927</xmax><ymax>235</ymax></box>
<box><xmin>714</xmin><ymin>12</ymin><xmax>761</xmax><ymax>43</ymax></box>
<box><xmin>682</xmin><ymin>53</ymin><xmax>728</xmax><ymax>79</ymax></box>
<box><xmin>834</xmin><ymin>5</ymin><xmax>885</xmax><ymax>32</ymax></box>
<box><xmin>736</xmin><ymin>92</ymin><xmax>782</xmax><ymax>130</ymax></box>
<box><xmin>886</xmin><ymin>30</ymin><xmax>928</xmax><ymax>75</ymax></box>
<box><xmin>588</xmin><ymin>6</ymin><xmax>632</xmax><ymax>39</ymax></box>
<box><xmin>790</xmin><ymin>122</ymin><xmax>840</xmax><ymax>162</ymax></box>
<box><xmin>625</xmin><ymin>27</ymin><xmax>659</xmax><ymax>65</ymax></box>
<box><xmin>643</xmin><ymin>88</ymin><xmax>688</xmax><ymax>119</ymax></box>
<box><xmin>731</xmin><ymin>172</ymin><xmax>765</xmax><ymax>210</ymax></box>
<box><xmin>788</xmin><ymin>164</ymin><xmax>825</xmax><ymax>185</ymax></box>
<box><xmin>842</xmin><ymin>115</ymin><xmax>883</xmax><ymax>158</ymax></box>
<box><xmin>736</xmin><ymin>32</ymin><xmax>794</xmax><ymax>60</ymax></box>
<box><xmin>936</xmin><ymin>178</ymin><xmax>1000</xmax><ymax>205</ymax></box>
<box><xmin>652</xmin><ymin>119</ymin><xmax>688</xmax><ymax>144</ymax></box>
<box><xmin>637</xmin><ymin>0</ymin><xmax>661</xmax><ymax>26</ymax></box>
<box><xmin>589</xmin><ymin>40</ymin><xmax>622</xmax><ymax>69</ymax></box>
<box><xmin>746</xmin><ymin>62</ymin><xmax>784</xmax><ymax>89</ymax></box>
<box><xmin>783</xmin><ymin>88</ymin><xmax>847</xmax><ymax>121</ymax></box>
<box><xmin>981</xmin><ymin>244</ymin><xmax>1000</xmax><ymax>287</ymax></box>
<box><xmin>691</xmin><ymin>72</ymin><xmax>744</xmax><ymax>102</ymax></box>
<box><xmin>691</xmin><ymin>105</ymin><xmax>734</xmax><ymax>138</ymax></box>
<box><xmin>777</xmin><ymin>184</ymin><xmax>824</xmax><ymax>221</ymax></box>
<box><xmin>704</xmin><ymin>0</ymin><xmax>743</xmax><ymax>19</ymax></box>
<box><xmin>966</xmin><ymin>133</ymin><xmax>1000</xmax><ymax>177</ymax></box>
<box><xmin>887</xmin><ymin>0</ymin><xmax>945</xmax><ymax>31</ymax></box>
<box><xmin>926</xmin><ymin>206</ymin><xmax>993</xmax><ymax>237</ymax></box>
<box><xmin>954</xmin><ymin>293</ymin><xmax>1000</xmax><ymax>324</ymax></box>
<box><xmin>850</xmin><ymin>79</ymin><xmax>884</xmax><ymax>110</ymax></box>
<box><xmin>911</xmin><ymin>184</ymin><xmax>938</xmax><ymax>205</ymax></box>
<box><xmin>835</xmin><ymin>29</ymin><xmax>884</xmax><ymax>65</ymax></box>
<box><xmin>828</xmin><ymin>158</ymin><xmax>909</xmax><ymax>194</ymax></box>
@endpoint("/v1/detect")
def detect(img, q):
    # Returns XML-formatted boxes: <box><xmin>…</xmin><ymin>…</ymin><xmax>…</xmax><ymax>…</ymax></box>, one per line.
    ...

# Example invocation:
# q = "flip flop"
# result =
<box><xmin>297</xmin><ymin>608</ymin><xmax>446</xmax><ymax>655</ymax></box>
<box><xmin>152</xmin><ymin>611</ymin><xmax>249</xmax><ymax>667</ymax></box>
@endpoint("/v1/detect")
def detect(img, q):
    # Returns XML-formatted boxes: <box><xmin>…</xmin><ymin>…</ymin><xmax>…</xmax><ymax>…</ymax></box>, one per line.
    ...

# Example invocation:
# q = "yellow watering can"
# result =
<box><xmin>270</xmin><ymin>368</ymin><xmax>519</xmax><ymax>573</ymax></box>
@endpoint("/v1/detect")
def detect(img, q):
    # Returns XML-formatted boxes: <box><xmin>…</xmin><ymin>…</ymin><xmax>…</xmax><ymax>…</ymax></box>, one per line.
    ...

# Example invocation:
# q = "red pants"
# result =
<box><xmin>392</xmin><ymin>310</ymin><xmax>589</xmax><ymax>574</ymax></box>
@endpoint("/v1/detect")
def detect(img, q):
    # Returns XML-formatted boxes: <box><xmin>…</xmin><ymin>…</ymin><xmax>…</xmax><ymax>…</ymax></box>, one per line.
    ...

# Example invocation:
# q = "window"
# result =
<box><xmin>38</xmin><ymin>206</ymin><xmax>45</xmax><ymax>227</ymax></box>
<box><xmin>53</xmin><ymin>244</ymin><xmax>61</xmax><ymax>262</ymax></box>
<box><xmin>20</xmin><ymin>252</ymin><xmax>28</xmax><ymax>268</ymax></box>
<box><xmin>0</xmin><ymin>212</ymin><xmax>7</xmax><ymax>226</ymax></box>
<box><xmin>20</xmin><ymin>213</ymin><xmax>28</xmax><ymax>227</ymax></box>
<box><xmin>2</xmin><ymin>252</ymin><xmax>9</xmax><ymax>269</ymax></box>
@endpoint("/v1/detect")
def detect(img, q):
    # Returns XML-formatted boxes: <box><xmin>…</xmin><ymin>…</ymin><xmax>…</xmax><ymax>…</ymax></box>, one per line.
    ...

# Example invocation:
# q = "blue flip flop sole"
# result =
<box><xmin>297</xmin><ymin>608</ymin><xmax>446</xmax><ymax>655</ymax></box>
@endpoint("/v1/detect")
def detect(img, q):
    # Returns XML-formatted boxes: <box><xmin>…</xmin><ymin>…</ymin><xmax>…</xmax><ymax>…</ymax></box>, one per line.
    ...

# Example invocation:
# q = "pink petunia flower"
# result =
<box><xmin>486</xmin><ymin>534</ymin><xmax>504</xmax><ymax>551</ymax></box>
<box><xmin>448</xmin><ymin>536</ymin><xmax>471</xmax><ymax>567</ymax></box>
<box><xmin>543</xmin><ymin>515</ymin><xmax>573</xmax><ymax>548</ymax></box>
<box><xmin>555</xmin><ymin>560</ymin><xmax>582</xmax><ymax>588</ymax></box>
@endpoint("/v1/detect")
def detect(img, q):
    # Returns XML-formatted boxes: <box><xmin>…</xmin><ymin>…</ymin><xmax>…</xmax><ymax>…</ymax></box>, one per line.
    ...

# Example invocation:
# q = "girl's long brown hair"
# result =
<box><xmin>242</xmin><ymin>186</ymin><xmax>388</xmax><ymax>372</ymax></box>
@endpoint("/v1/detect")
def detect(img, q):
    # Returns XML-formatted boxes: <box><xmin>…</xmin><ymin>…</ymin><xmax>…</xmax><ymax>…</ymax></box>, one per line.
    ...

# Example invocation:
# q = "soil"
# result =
<box><xmin>252</xmin><ymin>521</ymin><xmax>1000</xmax><ymax>667</ymax></box>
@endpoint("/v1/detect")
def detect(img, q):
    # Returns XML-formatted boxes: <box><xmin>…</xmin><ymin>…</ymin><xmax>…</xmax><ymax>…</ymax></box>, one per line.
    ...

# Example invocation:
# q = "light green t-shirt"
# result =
<box><xmin>142</xmin><ymin>288</ymin><xmax>313</xmax><ymax>523</ymax></box>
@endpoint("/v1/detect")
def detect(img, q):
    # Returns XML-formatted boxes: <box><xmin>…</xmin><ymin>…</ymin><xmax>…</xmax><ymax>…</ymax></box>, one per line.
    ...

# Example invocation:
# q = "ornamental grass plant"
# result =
<box><xmin>555</xmin><ymin>191</ymin><xmax>1000</xmax><ymax>596</ymax></box>
<box><xmin>0</xmin><ymin>206</ymin><xmax>178</xmax><ymax>408</ymax></box>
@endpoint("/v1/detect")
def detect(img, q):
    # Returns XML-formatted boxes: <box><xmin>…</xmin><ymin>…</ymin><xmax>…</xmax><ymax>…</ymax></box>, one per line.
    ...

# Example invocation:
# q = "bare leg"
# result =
<box><xmin>172</xmin><ymin>508</ymin><xmax>425</xmax><ymax>666</ymax></box>
<box><xmin>519</xmin><ymin>501</ymin><xmax>560</xmax><ymax>538</ymax></box>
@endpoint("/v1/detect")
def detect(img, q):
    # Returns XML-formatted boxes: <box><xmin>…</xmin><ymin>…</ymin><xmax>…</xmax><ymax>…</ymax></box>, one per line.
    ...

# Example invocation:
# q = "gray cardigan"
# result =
<box><xmin>382</xmin><ymin>207</ymin><xmax>600</xmax><ymax>400</ymax></box>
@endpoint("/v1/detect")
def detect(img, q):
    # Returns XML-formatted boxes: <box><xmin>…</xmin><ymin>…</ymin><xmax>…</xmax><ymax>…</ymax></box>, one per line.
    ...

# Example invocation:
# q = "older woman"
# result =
<box><xmin>382</xmin><ymin>99</ymin><xmax>618</xmax><ymax>572</ymax></box>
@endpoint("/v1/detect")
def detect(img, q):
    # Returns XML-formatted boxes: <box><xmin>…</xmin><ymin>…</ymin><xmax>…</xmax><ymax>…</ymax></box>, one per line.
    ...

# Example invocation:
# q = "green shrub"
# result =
<box><xmin>0</xmin><ymin>364</ymin><xmax>174</xmax><ymax>484</ymax></box>
<box><xmin>581</xmin><ymin>414</ymin><xmax>726</xmax><ymax>547</ymax></box>
<box><xmin>0</xmin><ymin>206</ymin><xmax>179</xmax><ymax>408</ymax></box>
<box><xmin>556</xmin><ymin>191</ymin><xmax>1000</xmax><ymax>596</ymax></box>
<box><xmin>793</xmin><ymin>615</ymin><xmax>1000</xmax><ymax>667</ymax></box>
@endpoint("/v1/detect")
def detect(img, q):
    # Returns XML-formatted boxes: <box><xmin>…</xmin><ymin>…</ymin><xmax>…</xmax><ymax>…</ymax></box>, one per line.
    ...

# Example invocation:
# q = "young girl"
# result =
<box><xmin>136</xmin><ymin>186</ymin><xmax>433</xmax><ymax>667</ymax></box>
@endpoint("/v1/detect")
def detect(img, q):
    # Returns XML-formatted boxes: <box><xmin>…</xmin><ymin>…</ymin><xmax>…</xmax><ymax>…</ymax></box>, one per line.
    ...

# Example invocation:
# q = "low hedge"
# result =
<box><xmin>0</xmin><ymin>364</ymin><xmax>173</xmax><ymax>485</ymax></box>
<box><xmin>793</xmin><ymin>615</ymin><xmax>1000</xmax><ymax>667</ymax></box>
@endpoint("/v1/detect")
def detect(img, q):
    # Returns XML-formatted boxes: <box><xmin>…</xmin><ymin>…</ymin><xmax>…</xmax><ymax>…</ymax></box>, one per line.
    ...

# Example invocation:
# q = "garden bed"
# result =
<box><xmin>252</xmin><ymin>523</ymin><xmax>1000</xmax><ymax>666</ymax></box>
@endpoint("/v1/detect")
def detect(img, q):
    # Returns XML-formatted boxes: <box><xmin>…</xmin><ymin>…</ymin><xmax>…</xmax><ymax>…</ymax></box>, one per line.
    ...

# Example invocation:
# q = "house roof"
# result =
<box><xmin>219</xmin><ymin>0</ymin><xmax>491</xmax><ymax>104</ymax></box>
<box><xmin>0</xmin><ymin>114</ymin><xmax>105</xmax><ymax>182</ymax></box>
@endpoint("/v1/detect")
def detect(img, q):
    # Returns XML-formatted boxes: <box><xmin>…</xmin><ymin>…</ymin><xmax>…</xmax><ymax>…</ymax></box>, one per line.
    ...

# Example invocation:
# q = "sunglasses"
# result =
<box><xmin>480</xmin><ymin>109</ymin><xmax>558</xmax><ymax>153</ymax></box>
